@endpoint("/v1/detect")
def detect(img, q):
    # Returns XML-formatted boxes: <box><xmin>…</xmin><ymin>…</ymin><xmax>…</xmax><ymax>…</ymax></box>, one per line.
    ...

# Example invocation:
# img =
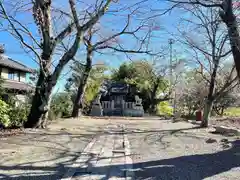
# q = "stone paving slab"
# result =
<box><xmin>107</xmin><ymin>134</ymin><xmax>125</xmax><ymax>180</ymax></box>
<box><xmin>70</xmin><ymin>125</ymin><xmax>133</xmax><ymax>180</ymax></box>
<box><xmin>61</xmin><ymin>137</ymin><xmax>98</xmax><ymax>180</ymax></box>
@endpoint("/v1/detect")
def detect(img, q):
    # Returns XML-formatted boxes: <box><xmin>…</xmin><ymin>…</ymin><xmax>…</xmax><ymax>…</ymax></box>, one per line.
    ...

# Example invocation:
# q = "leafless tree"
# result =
<box><xmin>0</xmin><ymin>0</ymin><xmax>114</xmax><ymax>128</ymax></box>
<box><xmin>168</xmin><ymin>0</ymin><xmax>240</xmax><ymax>80</ymax></box>
<box><xmin>177</xmin><ymin>6</ymin><xmax>238</xmax><ymax>126</ymax></box>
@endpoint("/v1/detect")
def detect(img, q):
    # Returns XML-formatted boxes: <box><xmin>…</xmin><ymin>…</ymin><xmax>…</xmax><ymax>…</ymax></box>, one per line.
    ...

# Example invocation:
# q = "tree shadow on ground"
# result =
<box><xmin>0</xmin><ymin>134</ymin><xmax>239</xmax><ymax>180</ymax></box>
<box><xmin>0</xmin><ymin>130</ymin><xmax>99</xmax><ymax>179</ymax></box>
<box><xmin>87</xmin><ymin>125</ymin><xmax>202</xmax><ymax>136</ymax></box>
<box><xmin>131</xmin><ymin>140</ymin><xmax>240</xmax><ymax>180</ymax></box>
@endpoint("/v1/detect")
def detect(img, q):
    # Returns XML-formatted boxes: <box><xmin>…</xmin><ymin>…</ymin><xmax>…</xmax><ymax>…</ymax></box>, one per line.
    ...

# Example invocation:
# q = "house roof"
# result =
<box><xmin>2</xmin><ymin>80</ymin><xmax>34</xmax><ymax>91</ymax></box>
<box><xmin>111</xmin><ymin>82</ymin><xmax>128</xmax><ymax>88</ymax></box>
<box><xmin>0</xmin><ymin>54</ymin><xmax>34</xmax><ymax>73</ymax></box>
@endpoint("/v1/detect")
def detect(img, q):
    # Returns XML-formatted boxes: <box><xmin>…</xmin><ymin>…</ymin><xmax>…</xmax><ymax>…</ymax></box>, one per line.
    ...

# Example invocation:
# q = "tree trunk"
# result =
<box><xmin>24</xmin><ymin>72</ymin><xmax>53</xmax><ymax>128</ymax></box>
<box><xmin>188</xmin><ymin>108</ymin><xmax>192</xmax><ymax>117</ymax></box>
<box><xmin>220</xmin><ymin>107</ymin><xmax>224</xmax><ymax>116</ymax></box>
<box><xmin>148</xmin><ymin>79</ymin><xmax>160</xmax><ymax>113</ymax></box>
<box><xmin>202</xmin><ymin>57</ymin><xmax>219</xmax><ymax>127</ymax></box>
<box><xmin>149</xmin><ymin>102</ymin><xmax>156</xmax><ymax>114</ymax></box>
<box><xmin>213</xmin><ymin>106</ymin><xmax>221</xmax><ymax>116</ymax></box>
<box><xmin>72</xmin><ymin>48</ymin><xmax>92</xmax><ymax>117</ymax></box>
<box><xmin>225</xmin><ymin>19</ymin><xmax>240</xmax><ymax>78</ymax></box>
<box><xmin>40</xmin><ymin>95</ymin><xmax>53</xmax><ymax>128</ymax></box>
<box><xmin>220</xmin><ymin>0</ymin><xmax>240</xmax><ymax>78</ymax></box>
<box><xmin>202</xmin><ymin>99</ymin><xmax>213</xmax><ymax>127</ymax></box>
<box><xmin>71</xmin><ymin>70</ymin><xmax>90</xmax><ymax>117</ymax></box>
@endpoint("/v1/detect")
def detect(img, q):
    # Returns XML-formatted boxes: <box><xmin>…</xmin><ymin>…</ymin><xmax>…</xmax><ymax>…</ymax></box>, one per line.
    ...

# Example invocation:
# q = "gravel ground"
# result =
<box><xmin>0</xmin><ymin>117</ymin><xmax>239</xmax><ymax>180</ymax></box>
<box><xmin>0</xmin><ymin>118</ymin><xmax>109</xmax><ymax>179</ymax></box>
<box><xmin>0</xmin><ymin>129</ymin><xmax>25</xmax><ymax>138</ymax></box>
<box><xmin>121</xmin><ymin>119</ymin><xmax>240</xmax><ymax>180</ymax></box>
<box><xmin>211</xmin><ymin>117</ymin><xmax>240</xmax><ymax>128</ymax></box>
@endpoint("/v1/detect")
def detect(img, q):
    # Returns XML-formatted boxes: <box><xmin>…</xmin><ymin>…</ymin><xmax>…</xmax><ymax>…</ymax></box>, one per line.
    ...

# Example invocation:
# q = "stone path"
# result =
<box><xmin>61</xmin><ymin>124</ymin><xmax>133</xmax><ymax>180</ymax></box>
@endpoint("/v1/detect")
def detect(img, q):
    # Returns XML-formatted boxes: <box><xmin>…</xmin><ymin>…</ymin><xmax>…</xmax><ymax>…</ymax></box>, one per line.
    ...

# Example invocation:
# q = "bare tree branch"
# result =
<box><xmin>54</xmin><ymin>22</ymin><xmax>75</xmax><ymax>44</ymax></box>
<box><xmin>0</xmin><ymin>2</ymin><xmax>41</xmax><ymax>63</ymax></box>
<box><xmin>33</xmin><ymin>0</ymin><xmax>52</xmax><ymax>57</ymax></box>
<box><xmin>96</xmin><ymin>45</ymin><xmax>151</xmax><ymax>54</ymax></box>
<box><xmin>52</xmin><ymin>0</ymin><xmax>113</xmax><ymax>81</ymax></box>
<box><xmin>168</xmin><ymin>0</ymin><xmax>222</xmax><ymax>8</ymax></box>
<box><xmin>8</xmin><ymin>16</ymin><xmax>41</xmax><ymax>48</ymax></box>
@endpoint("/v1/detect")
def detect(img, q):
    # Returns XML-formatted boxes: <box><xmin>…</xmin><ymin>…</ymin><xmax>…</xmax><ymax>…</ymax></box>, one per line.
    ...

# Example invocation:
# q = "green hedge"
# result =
<box><xmin>0</xmin><ymin>97</ymin><xmax>30</xmax><ymax>128</ymax></box>
<box><xmin>0</xmin><ymin>98</ymin><xmax>10</xmax><ymax>127</ymax></box>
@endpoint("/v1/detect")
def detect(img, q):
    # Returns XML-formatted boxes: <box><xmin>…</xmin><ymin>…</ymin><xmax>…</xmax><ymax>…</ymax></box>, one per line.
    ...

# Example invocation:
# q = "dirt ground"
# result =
<box><xmin>0</xmin><ymin>117</ymin><xmax>110</xmax><ymax>179</ymax></box>
<box><xmin>211</xmin><ymin>117</ymin><xmax>240</xmax><ymax>128</ymax></box>
<box><xmin>0</xmin><ymin>117</ymin><xmax>239</xmax><ymax>179</ymax></box>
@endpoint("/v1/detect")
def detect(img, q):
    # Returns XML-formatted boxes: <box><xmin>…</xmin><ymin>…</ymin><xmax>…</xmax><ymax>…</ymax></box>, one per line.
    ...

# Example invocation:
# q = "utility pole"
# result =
<box><xmin>169</xmin><ymin>39</ymin><xmax>174</xmax><ymax>85</ymax></box>
<box><xmin>169</xmin><ymin>39</ymin><xmax>174</xmax><ymax>116</ymax></box>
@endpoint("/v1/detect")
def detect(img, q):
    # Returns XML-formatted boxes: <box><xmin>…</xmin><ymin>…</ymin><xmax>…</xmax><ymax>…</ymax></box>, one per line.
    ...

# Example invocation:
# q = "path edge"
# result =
<box><xmin>60</xmin><ymin>136</ymin><xmax>97</xmax><ymax>180</ymax></box>
<box><xmin>124</xmin><ymin>132</ymin><xmax>134</xmax><ymax>180</ymax></box>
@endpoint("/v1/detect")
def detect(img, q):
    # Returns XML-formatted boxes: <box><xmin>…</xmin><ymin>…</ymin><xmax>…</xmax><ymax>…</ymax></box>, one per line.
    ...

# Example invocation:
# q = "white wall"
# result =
<box><xmin>0</xmin><ymin>67</ymin><xmax>26</xmax><ymax>82</ymax></box>
<box><xmin>1</xmin><ymin>67</ymin><xmax>8</xmax><ymax>79</ymax></box>
<box><xmin>20</xmin><ymin>72</ymin><xmax>26</xmax><ymax>82</ymax></box>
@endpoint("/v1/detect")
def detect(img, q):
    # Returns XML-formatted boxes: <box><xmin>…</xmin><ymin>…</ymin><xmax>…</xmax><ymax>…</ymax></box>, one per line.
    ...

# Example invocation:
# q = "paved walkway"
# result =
<box><xmin>61</xmin><ymin>125</ymin><xmax>133</xmax><ymax>180</ymax></box>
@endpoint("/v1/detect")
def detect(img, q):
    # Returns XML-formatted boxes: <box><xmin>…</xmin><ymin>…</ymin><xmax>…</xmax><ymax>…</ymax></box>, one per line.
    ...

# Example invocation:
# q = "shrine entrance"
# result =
<box><xmin>91</xmin><ymin>81</ymin><xmax>144</xmax><ymax>117</ymax></box>
<box><xmin>112</xmin><ymin>95</ymin><xmax>124</xmax><ymax>109</ymax></box>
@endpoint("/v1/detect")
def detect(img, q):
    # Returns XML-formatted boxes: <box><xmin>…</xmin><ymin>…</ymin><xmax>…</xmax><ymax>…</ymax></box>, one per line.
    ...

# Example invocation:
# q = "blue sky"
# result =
<box><xmin>0</xmin><ymin>0</ymin><xmax>200</xmax><ymax>93</ymax></box>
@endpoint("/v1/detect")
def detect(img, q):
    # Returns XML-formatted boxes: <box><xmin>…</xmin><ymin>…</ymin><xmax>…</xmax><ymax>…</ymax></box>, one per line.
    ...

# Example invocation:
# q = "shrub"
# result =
<box><xmin>0</xmin><ymin>98</ymin><xmax>10</xmax><ymax>127</ymax></box>
<box><xmin>9</xmin><ymin>103</ymin><xmax>30</xmax><ymax>128</ymax></box>
<box><xmin>157</xmin><ymin>101</ymin><xmax>173</xmax><ymax>117</ymax></box>
<box><xmin>3</xmin><ymin>96</ymin><xmax>31</xmax><ymax>128</ymax></box>
<box><xmin>50</xmin><ymin>92</ymin><xmax>73</xmax><ymax>119</ymax></box>
<box><xmin>48</xmin><ymin>109</ymin><xmax>57</xmax><ymax>121</ymax></box>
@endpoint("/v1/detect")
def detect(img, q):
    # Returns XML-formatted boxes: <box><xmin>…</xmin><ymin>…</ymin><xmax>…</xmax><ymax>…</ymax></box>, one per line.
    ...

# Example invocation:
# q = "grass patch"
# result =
<box><xmin>224</xmin><ymin>107</ymin><xmax>240</xmax><ymax>117</ymax></box>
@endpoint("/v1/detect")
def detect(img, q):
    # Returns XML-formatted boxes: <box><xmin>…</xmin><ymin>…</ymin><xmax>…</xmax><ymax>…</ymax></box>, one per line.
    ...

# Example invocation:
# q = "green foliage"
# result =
<box><xmin>157</xmin><ymin>101</ymin><xmax>173</xmax><ymax>117</ymax></box>
<box><xmin>66</xmin><ymin>62</ymin><xmax>107</xmax><ymax>91</ymax></box>
<box><xmin>0</xmin><ymin>98</ymin><xmax>10</xmax><ymax>127</ymax></box>
<box><xmin>6</xmin><ymin>96</ymin><xmax>30</xmax><ymax>127</ymax></box>
<box><xmin>82</xmin><ymin>67</ymin><xmax>108</xmax><ymax>114</ymax></box>
<box><xmin>9</xmin><ymin>103</ymin><xmax>30</xmax><ymax>127</ymax></box>
<box><xmin>224</xmin><ymin>107</ymin><xmax>240</xmax><ymax>117</ymax></box>
<box><xmin>111</xmin><ymin>60</ymin><xmax>169</xmax><ymax>112</ymax></box>
<box><xmin>50</xmin><ymin>92</ymin><xmax>73</xmax><ymax>119</ymax></box>
<box><xmin>0</xmin><ymin>96</ymin><xmax>30</xmax><ymax>128</ymax></box>
<box><xmin>213</xmin><ymin>93</ymin><xmax>238</xmax><ymax>116</ymax></box>
<box><xmin>84</xmin><ymin>81</ymin><xmax>101</xmax><ymax>106</ymax></box>
<box><xmin>0</xmin><ymin>76</ymin><xmax>5</xmax><ymax>96</ymax></box>
<box><xmin>112</xmin><ymin>61</ymin><xmax>155</xmax><ymax>88</ymax></box>
<box><xmin>66</xmin><ymin>61</ymin><xmax>108</xmax><ymax>115</ymax></box>
<box><xmin>48</xmin><ymin>110</ymin><xmax>56</xmax><ymax>121</ymax></box>
<box><xmin>111</xmin><ymin>63</ymin><xmax>136</xmax><ymax>82</ymax></box>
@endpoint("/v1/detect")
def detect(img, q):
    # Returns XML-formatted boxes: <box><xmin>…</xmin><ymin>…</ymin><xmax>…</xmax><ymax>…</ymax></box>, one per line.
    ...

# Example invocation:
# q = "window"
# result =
<box><xmin>8</xmin><ymin>70</ymin><xmax>14</xmax><ymax>80</ymax></box>
<box><xmin>8</xmin><ymin>70</ymin><xmax>20</xmax><ymax>81</ymax></box>
<box><xmin>14</xmin><ymin>72</ymin><xmax>20</xmax><ymax>81</ymax></box>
